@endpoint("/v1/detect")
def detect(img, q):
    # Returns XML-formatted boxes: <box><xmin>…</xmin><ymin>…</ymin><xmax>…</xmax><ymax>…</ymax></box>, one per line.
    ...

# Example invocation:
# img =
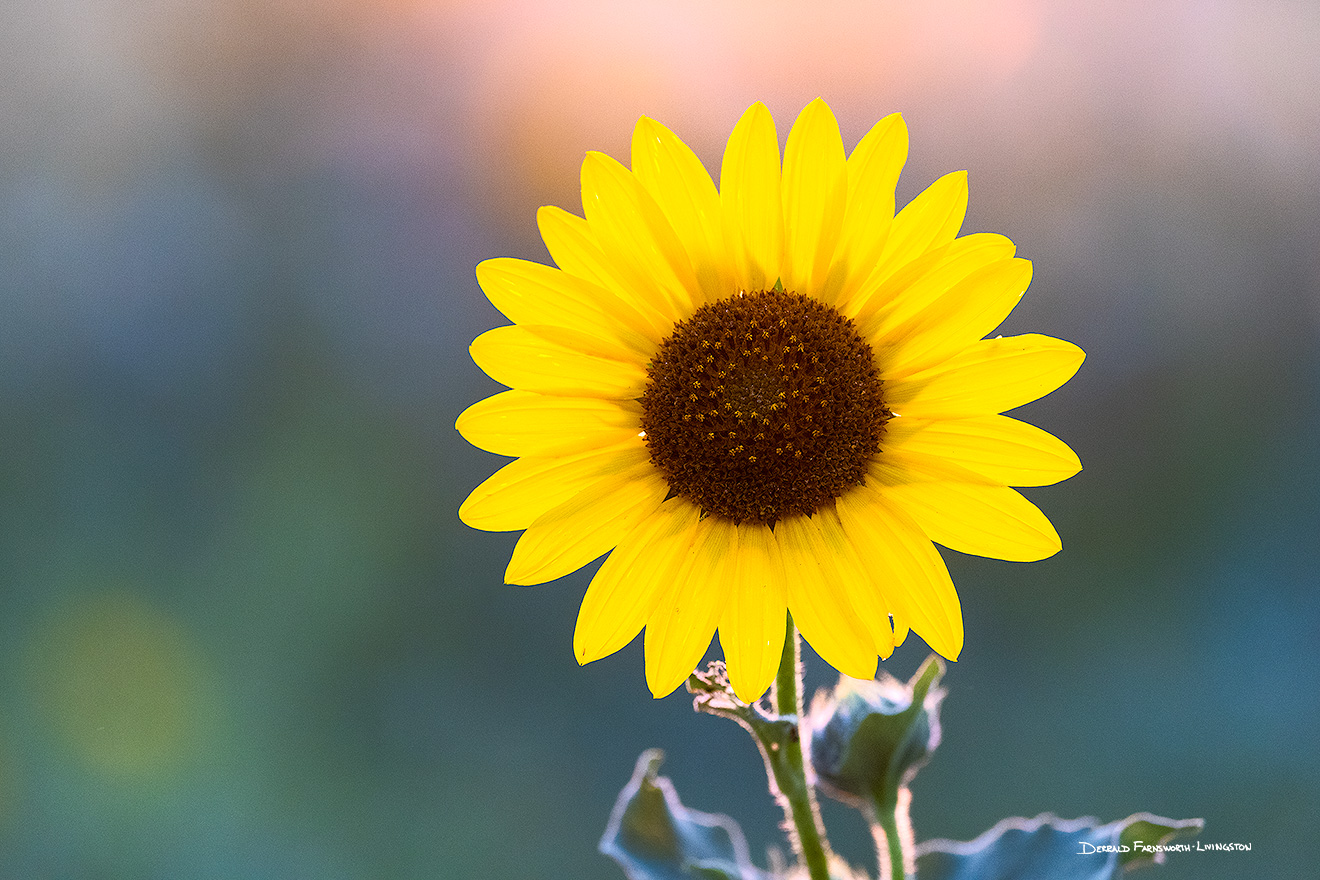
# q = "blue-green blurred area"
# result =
<box><xmin>2</xmin><ymin>0</ymin><xmax>1316</xmax><ymax>877</ymax></box>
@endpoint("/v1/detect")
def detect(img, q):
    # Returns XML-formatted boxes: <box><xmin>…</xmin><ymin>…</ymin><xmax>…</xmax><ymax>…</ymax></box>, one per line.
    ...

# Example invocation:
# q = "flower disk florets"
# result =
<box><xmin>640</xmin><ymin>289</ymin><xmax>890</xmax><ymax>526</ymax></box>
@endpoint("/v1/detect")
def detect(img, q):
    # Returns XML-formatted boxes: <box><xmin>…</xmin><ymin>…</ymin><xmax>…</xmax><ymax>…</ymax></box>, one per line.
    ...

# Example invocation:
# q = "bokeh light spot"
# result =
<box><xmin>28</xmin><ymin>591</ymin><xmax>212</xmax><ymax>782</ymax></box>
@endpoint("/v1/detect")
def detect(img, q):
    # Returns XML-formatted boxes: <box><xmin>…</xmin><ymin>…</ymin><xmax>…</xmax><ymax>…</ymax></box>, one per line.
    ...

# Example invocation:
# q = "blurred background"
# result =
<box><xmin>1</xmin><ymin>0</ymin><xmax>1317</xmax><ymax>877</ymax></box>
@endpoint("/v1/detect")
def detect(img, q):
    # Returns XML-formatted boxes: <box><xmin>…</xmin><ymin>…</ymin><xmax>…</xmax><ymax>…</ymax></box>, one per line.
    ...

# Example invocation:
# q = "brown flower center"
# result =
<box><xmin>639</xmin><ymin>288</ymin><xmax>890</xmax><ymax>526</ymax></box>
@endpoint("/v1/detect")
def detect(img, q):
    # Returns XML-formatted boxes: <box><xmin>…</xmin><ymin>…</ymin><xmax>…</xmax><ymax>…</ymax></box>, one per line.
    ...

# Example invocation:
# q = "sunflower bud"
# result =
<box><xmin>807</xmin><ymin>655</ymin><xmax>944</xmax><ymax>807</ymax></box>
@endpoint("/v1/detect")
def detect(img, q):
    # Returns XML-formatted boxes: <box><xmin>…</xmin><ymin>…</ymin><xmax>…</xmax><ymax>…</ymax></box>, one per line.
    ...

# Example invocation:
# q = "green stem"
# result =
<box><xmin>686</xmin><ymin>614</ymin><xmax>835</xmax><ymax>880</ymax></box>
<box><xmin>767</xmin><ymin>614</ymin><xmax>832</xmax><ymax>880</ymax></box>
<box><xmin>870</xmin><ymin>788</ymin><xmax>913</xmax><ymax>880</ymax></box>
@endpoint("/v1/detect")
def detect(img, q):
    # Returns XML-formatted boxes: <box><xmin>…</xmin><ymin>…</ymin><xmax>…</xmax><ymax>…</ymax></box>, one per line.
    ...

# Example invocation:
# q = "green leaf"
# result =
<box><xmin>601</xmin><ymin>749</ymin><xmax>763</xmax><ymax>880</ymax></box>
<box><xmin>916</xmin><ymin>812</ymin><xmax>1205</xmax><ymax>880</ymax></box>
<box><xmin>807</xmin><ymin>655</ymin><xmax>944</xmax><ymax>808</ymax></box>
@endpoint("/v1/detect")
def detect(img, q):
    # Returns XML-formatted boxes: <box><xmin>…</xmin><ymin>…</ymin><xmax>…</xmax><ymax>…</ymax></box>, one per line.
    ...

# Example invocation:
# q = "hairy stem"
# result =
<box><xmin>766</xmin><ymin>615</ymin><xmax>832</xmax><ymax>880</ymax></box>
<box><xmin>869</xmin><ymin>787</ymin><xmax>915</xmax><ymax>880</ymax></box>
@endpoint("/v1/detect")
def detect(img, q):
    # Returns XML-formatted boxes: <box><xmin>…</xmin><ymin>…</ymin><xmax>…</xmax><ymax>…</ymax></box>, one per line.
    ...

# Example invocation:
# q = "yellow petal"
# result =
<box><xmin>720</xmin><ymin>103</ymin><xmax>783</xmax><ymax>292</ymax></box>
<box><xmin>829</xmin><ymin>112</ymin><xmax>908</xmax><ymax>309</ymax></box>
<box><xmin>836</xmin><ymin>483</ymin><xmax>963</xmax><ymax>660</ymax></box>
<box><xmin>718</xmin><ymin>522</ymin><xmax>787</xmax><ymax>703</ymax></box>
<box><xmin>476</xmin><ymin>257</ymin><xmax>660</xmax><ymax>354</ymax></box>
<box><xmin>644</xmin><ymin>516</ymin><xmax>736</xmax><ymax>698</ymax></box>
<box><xmin>850</xmin><ymin>232</ymin><xmax>1015</xmax><ymax>341</ymax></box>
<box><xmin>459</xmin><ymin>440</ymin><xmax>650</xmax><ymax>532</ymax></box>
<box><xmin>891</xmin><ymin>614</ymin><xmax>910</xmax><ymax>648</ymax></box>
<box><xmin>469</xmin><ymin>325</ymin><xmax>647</xmax><ymax>399</ymax></box>
<box><xmin>781</xmin><ymin>98</ymin><xmax>847</xmax><ymax>295</ymax></box>
<box><xmin>504</xmin><ymin>463</ymin><xmax>668</xmax><ymax>585</ymax></box>
<box><xmin>876</xmin><ymin>451</ymin><xmax>1063</xmax><ymax>561</ymax></box>
<box><xmin>776</xmin><ymin>514</ymin><xmax>877</xmax><ymax>680</ymax></box>
<box><xmin>506</xmin><ymin>322</ymin><xmax>641</xmax><ymax>364</ymax></box>
<box><xmin>877</xmin><ymin>169</ymin><xmax>969</xmax><ymax>276</ymax></box>
<box><xmin>574</xmin><ymin>498</ymin><xmax>702</xmax><ymax>665</ymax></box>
<box><xmin>885</xmin><ymin>414</ymin><xmax>1082</xmax><ymax>487</ymax></box>
<box><xmin>887</xmin><ymin>334</ymin><xmax>1085</xmax><ymax>419</ymax></box>
<box><xmin>581</xmin><ymin>150</ymin><xmax>700</xmax><ymax>318</ymax></box>
<box><xmin>878</xmin><ymin>257</ymin><xmax>1034</xmax><ymax>377</ymax></box>
<box><xmin>537</xmin><ymin>205</ymin><xmax>615</xmax><ymax>288</ymax></box>
<box><xmin>455</xmin><ymin>390</ymin><xmax>641</xmax><ymax>457</ymax></box>
<box><xmin>535</xmin><ymin>207</ymin><xmax>678</xmax><ymax>340</ymax></box>
<box><xmin>631</xmin><ymin>116</ymin><xmax>731</xmax><ymax>306</ymax></box>
<box><xmin>816</xmin><ymin>506</ymin><xmax>895</xmax><ymax>659</ymax></box>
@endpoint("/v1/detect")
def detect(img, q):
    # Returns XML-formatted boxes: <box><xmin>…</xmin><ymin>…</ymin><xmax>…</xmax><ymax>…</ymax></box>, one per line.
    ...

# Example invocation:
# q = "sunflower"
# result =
<box><xmin>457</xmin><ymin>99</ymin><xmax>1084</xmax><ymax>701</ymax></box>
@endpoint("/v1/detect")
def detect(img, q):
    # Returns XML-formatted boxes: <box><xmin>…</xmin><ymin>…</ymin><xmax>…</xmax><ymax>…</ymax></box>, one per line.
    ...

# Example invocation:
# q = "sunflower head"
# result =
<box><xmin>457</xmin><ymin>98</ymin><xmax>1084</xmax><ymax>702</ymax></box>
